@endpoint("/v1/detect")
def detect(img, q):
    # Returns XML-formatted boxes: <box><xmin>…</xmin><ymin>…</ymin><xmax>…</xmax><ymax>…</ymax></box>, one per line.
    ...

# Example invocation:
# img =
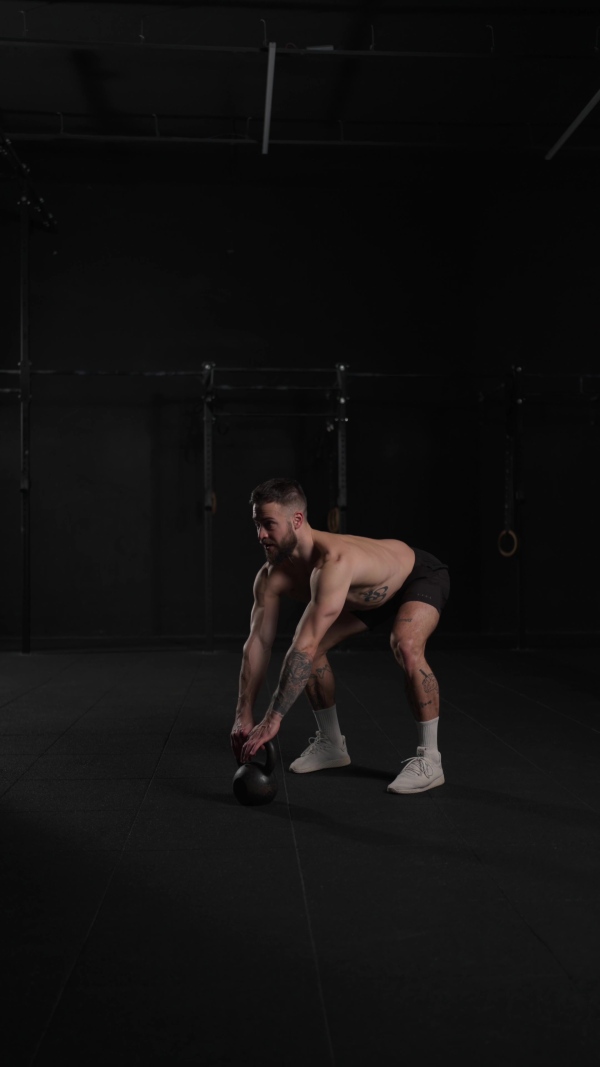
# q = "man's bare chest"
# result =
<box><xmin>281</xmin><ymin>573</ymin><xmax>406</xmax><ymax>612</ymax></box>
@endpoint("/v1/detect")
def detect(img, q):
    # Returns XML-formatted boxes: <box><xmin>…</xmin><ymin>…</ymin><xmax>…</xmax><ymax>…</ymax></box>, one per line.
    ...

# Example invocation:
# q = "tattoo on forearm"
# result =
<box><xmin>272</xmin><ymin>649</ymin><xmax>313</xmax><ymax>716</ymax></box>
<box><xmin>419</xmin><ymin>700</ymin><xmax>433</xmax><ymax>709</ymax></box>
<box><xmin>359</xmin><ymin>585</ymin><xmax>389</xmax><ymax>604</ymax></box>
<box><xmin>419</xmin><ymin>669</ymin><xmax>439</xmax><ymax>694</ymax></box>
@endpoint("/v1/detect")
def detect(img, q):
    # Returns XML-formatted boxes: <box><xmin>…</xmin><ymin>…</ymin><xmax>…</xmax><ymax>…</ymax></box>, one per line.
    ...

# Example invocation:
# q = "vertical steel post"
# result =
<box><xmin>513</xmin><ymin>365</ymin><xmax>525</xmax><ymax>650</ymax></box>
<box><xmin>202</xmin><ymin>362</ymin><xmax>215</xmax><ymax>650</ymax></box>
<box><xmin>501</xmin><ymin>365</ymin><xmax>524</xmax><ymax>649</ymax></box>
<box><xmin>19</xmin><ymin>182</ymin><xmax>31</xmax><ymax>654</ymax></box>
<box><xmin>335</xmin><ymin>363</ymin><xmax>348</xmax><ymax>533</ymax></box>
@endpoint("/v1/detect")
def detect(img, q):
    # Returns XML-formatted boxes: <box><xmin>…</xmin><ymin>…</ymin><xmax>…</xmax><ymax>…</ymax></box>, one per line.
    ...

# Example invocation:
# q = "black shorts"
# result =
<box><xmin>350</xmin><ymin>547</ymin><xmax>450</xmax><ymax>632</ymax></box>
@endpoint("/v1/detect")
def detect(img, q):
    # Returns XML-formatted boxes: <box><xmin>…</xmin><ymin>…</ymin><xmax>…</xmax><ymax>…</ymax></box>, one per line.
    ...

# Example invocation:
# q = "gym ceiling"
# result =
<box><xmin>1</xmin><ymin>1</ymin><xmax>599</xmax><ymax>167</ymax></box>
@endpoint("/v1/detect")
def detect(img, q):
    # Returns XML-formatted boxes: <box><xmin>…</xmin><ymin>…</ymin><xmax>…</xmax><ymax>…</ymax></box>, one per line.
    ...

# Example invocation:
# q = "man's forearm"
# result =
<box><xmin>237</xmin><ymin>637</ymin><xmax>271</xmax><ymax>715</ymax></box>
<box><xmin>268</xmin><ymin>646</ymin><xmax>314</xmax><ymax>718</ymax></box>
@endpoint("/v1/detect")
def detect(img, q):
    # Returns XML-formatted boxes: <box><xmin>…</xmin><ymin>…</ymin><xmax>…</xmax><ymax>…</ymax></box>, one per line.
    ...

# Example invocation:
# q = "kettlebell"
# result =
<box><xmin>233</xmin><ymin>740</ymin><xmax>278</xmax><ymax>806</ymax></box>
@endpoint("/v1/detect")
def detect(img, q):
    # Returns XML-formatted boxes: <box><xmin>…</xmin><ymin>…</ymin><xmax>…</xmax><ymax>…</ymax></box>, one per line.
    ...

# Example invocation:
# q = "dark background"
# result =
<box><xmin>1</xmin><ymin>1</ymin><xmax>598</xmax><ymax>650</ymax></box>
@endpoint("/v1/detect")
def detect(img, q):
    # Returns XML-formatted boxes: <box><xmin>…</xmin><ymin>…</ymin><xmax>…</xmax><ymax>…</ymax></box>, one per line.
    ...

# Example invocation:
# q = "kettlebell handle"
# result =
<box><xmin>263</xmin><ymin>739</ymin><xmax>276</xmax><ymax>775</ymax></box>
<box><xmin>237</xmin><ymin>739</ymin><xmax>277</xmax><ymax>772</ymax></box>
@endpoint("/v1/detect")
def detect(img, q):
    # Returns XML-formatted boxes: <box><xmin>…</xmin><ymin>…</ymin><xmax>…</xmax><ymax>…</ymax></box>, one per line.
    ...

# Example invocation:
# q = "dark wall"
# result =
<box><xmin>0</xmin><ymin>146</ymin><xmax>598</xmax><ymax>647</ymax></box>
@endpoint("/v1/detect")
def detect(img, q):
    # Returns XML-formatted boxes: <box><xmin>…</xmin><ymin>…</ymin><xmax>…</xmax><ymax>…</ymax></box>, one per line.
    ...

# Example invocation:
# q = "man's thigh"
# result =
<box><xmin>391</xmin><ymin>600</ymin><xmax>441</xmax><ymax>645</ymax></box>
<box><xmin>318</xmin><ymin>610</ymin><xmax>369</xmax><ymax>654</ymax></box>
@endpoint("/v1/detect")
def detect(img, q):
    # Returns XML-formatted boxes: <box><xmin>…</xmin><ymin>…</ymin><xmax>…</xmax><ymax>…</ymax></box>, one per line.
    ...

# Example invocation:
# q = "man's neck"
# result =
<box><xmin>289</xmin><ymin>525</ymin><xmax>315</xmax><ymax>566</ymax></box>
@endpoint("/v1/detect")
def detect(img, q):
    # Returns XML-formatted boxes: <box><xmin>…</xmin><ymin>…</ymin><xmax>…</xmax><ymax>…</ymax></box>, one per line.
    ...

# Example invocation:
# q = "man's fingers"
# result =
<box><xmin>241</xmin><ymin>738</ymin><xmax>262</xmax><ymax>762</ymax></box>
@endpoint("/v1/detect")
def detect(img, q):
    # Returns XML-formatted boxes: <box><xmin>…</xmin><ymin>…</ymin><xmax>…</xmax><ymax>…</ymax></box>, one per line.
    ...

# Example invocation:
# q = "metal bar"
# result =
<box><xmin>1</xmin><ymin>368</ymin><xmax>336</xmax><ymax>378</ymax></box>
<box><xmin>262</xmin><ymin>42</ymin><xmax>277</xmax><ymax>155</ymax></box>
<box><xmin>211</xmin><ymin>384</ymin><xmax>330</xmax><ymax>392</ymax></box>
<box><xmin>2</xmin><ymin>369</ymin><xmax>212</xmax><ymax>377</ymax></box>
<box><xmin>203</xmin><ymin>363</ymin><xmax>215</xmax><ymax>652</ymax></box>
<box><xmin>513</xmin><ymin>367</ymin><xmax>526</xmax><ymax>650</ymax></box>
<box><xmin>545</xmin><ymin>85</ymin><xmax>600</xmax><ymax>160</ymax></box>
<box><xmin>5</xmin><ymin>133</ymin><xmax>524</xmax><ymax>151</ymax></box>
<box><xmin>213</xmin><ymin>366</ymin><xmax>334</xmax><ymax>373</ymax></box>
<box><xmin>499</xmin><ymin>366</ymin><xmax>525</xmax><ymax>649</ymax></box>
<box><xmin>2</xmin><ymin>367</ymin><xmax>598</xmax><ymax>381</ymax></box>
<box><xmin>0</xmin><ymin>39</ymin><xmax>495</xmax><ymax>60</ymax></box>
<box><xmin>212</xmin><ymin>412</ymin><xmax>336</xmax><ymax>418</ymax></box>
<box><xmin>335</xmin><ymin>362</ymin><xmax>348</xmax><ymax>533</ymax></box>
<box><xmin>19</xmin><ymin>183</ymin><xmax>31</xmax><ymax>654</ymax></box>
<box><xmin>6</xmin><ymin>133</ymin><xmax>257</xmax><ymax>146</ymax></box>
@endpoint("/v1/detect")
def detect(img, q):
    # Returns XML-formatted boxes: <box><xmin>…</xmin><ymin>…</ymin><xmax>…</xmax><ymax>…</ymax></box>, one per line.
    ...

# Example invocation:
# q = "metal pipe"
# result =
<box><xmin>513</xmin><ymin>367</ymin><xmax>525</xmax><ymax>650</ymax></box>
<box><xmin>262</xmin><ymin>42</ymin><xmax>277</xmax><ymax>155</ymax></box>
<box><xmin>0</xmin><ymin>368</ymin><xmax>336</xmax><ymax>378</ymax></box>
<box><xmin>6</xmin><ymin>133</ymin><xmax>516</xmax><ymax>151</ymax></box>
<box><xmin>335</xmin><ymin>362</ymin><xmax>348</xmax><ymax>533</ymax></box>
<box><xmin>203</xmin><ymin>363</ymin><xmax>215</xmax><ymax>652</ymax></box>
<box><xmin>2</xmin><ymin>367</ymin><xmax>597</xmax><ymax>381</ymax></box>
<box><xmin>0</xmin><ymin>38</ymin><xmax>494</xmax><ymax>60</ymax></box>
<box><xmin>545</xmin><ymin>84</ymin><xmax>600</xmax><ymax>160</ymax></box>
<box><xmin>19</xmin><ymin>184</ymin><xmax>31</xmax><ymax>654</ymax></box>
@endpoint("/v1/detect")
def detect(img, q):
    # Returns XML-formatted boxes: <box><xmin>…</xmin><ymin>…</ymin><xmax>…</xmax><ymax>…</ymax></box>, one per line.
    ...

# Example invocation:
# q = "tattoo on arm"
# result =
<box><xmin>271</xmin><ymin>649</ymin><xmax>313</xmax><ymax>717</ymax></box>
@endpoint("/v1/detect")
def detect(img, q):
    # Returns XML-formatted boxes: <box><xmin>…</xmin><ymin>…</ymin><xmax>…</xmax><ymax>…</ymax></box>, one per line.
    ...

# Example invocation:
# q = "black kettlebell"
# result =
<box><xmin>233</xmin><ymin>740</ymin><xmax>278</xmax><ymax>806</ymax></box>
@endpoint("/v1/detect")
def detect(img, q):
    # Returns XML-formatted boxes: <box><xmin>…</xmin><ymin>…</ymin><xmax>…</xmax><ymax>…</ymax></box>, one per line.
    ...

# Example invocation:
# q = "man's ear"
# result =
<box><xmin>292</xmin><ymin>511</ymin><xmax>304</xmax><ymax>530</ymax></box>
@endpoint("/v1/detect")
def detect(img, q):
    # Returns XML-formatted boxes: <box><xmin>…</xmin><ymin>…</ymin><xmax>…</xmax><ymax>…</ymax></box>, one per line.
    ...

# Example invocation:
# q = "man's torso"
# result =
<box><xmin>265</xmin><ymin>532</ymin><xmax>415</xmax><ymax>613</ymax></box>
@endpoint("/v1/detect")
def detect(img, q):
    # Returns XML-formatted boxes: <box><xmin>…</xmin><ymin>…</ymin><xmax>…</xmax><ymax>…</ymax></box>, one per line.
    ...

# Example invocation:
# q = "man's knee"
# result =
<box><xmin>390</xmin><ymin>629</ymin><xmax>423</xmax><ymax>670</ymax></box>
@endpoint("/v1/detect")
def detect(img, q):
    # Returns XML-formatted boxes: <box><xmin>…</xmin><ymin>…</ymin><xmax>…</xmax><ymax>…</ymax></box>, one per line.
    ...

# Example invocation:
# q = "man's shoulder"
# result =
<box><xmin>254</xmin><ymin>562</ymin><xmax>294</xmax><ymax>597</ymax></box>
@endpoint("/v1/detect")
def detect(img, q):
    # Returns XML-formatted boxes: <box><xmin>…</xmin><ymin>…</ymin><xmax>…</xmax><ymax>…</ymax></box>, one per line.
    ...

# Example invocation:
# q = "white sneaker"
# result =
<box><xmin>387</xmin><ymin>747</ymin><xmax>444</xmax><ymax>794</ymax></box>
<box><xmin>289</xmin><ymin>731</ymin><xmax>351</xmax><ymax>774</ymax></box>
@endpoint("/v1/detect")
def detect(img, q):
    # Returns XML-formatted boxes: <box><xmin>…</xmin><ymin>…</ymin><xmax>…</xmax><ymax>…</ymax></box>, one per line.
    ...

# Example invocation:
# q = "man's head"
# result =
<box><xmin>249</xmin><ymin>478</ymin><xmax>308</xmax><ymax>564</ymax></box>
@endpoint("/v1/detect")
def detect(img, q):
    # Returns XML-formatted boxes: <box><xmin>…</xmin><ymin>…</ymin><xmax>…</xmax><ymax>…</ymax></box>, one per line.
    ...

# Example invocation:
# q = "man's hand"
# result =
<box><xmin>231</xmin><ymin>712</ymin><xmax>254</xmax><ymax>765</ymax></box>
<box><xmin>240</xmin><ymin>712</ymin><xmax>282</xmax><ymax>763</ymax></box>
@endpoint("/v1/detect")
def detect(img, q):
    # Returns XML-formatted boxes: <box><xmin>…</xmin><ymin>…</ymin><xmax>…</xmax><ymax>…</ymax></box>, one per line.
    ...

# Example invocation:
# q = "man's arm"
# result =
<box><xmin>231</xmin><ymin>567</ymin><xmax>280</xmax><ymax>762</ymax></box>
<box><xmin>240</xmin><ymin>560</ymin><xmax>350</xmax><ymax>760</ymax></box>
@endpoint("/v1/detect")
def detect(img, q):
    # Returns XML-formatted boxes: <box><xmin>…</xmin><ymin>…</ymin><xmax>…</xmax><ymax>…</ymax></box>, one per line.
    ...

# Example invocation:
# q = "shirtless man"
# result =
<box><xmin>231</xmin><ymin>478</ymin><xmax>450</xmax><ymax>794</ymax></box>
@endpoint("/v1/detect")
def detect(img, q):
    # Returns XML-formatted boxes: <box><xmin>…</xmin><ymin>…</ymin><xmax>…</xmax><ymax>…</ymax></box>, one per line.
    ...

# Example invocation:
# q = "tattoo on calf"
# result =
<box><xmin>419</xmin><ymin>669</ymin><xmax>439</xmax><ymax>694</ymax></box>
<box><xmin>306</xmin><ymin>663</ymin><xmax>333</xmax><ymax>708</ymax></box>
<box><xmin>359</xmin><ymin>585</ymin><xmax>389</xmax><ymax>604</ymax></box>
<box><xmin>272</xmin><ymin>649</ymin><xmax>313</xmax><ymax>716</ymax></box>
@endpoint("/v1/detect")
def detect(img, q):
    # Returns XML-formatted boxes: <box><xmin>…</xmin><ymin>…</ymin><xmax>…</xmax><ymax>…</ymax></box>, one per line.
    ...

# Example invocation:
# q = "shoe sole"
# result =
<box><xmin>289</xmin><ymin>755</ymin><xmax>351</xmax><ymax>774</ymax></box>
<box><xmin>387</xmin><ymin>774</ymin><xmax>445</xmax><ymax>794</ymax></box>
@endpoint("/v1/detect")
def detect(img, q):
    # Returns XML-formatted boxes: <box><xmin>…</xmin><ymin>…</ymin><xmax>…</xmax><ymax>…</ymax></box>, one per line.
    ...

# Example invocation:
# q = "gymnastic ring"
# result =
<box><xmin>498</xmin><ymin>528</ymin><xmax>518</xmax><ymax>558</ymax></box>
<box><xmin>212</xmin><ymin>492</ymin><xmax>217</xmax><ymax>515</ymax></box>
<box><xmin>327</xmin><ymin>506</ymin><xmax>340</xmax><ymax>533</ymax></box>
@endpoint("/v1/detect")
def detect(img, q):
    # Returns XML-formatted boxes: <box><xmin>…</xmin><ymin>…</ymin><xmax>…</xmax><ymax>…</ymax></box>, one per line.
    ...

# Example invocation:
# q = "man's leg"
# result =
<box><xmin>305</xmin><ymin>651</ymin><xmax>337</xmax><ymax>715</ymax></box>
<box><xmin>388</xmin><ymin>600</ymin><xmax>445</xmax><ymax>793</ymax></box>
<box><xmin>289</xmin><ymin>611</ymin><xmax>368</xmax><ymax>773</ymax></box>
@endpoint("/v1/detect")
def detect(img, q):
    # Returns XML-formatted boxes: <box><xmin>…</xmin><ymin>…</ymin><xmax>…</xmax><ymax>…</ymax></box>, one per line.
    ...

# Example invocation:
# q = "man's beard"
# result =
<box><xmin>264</xmin><ymin>527</ymin><xmax>298</xmax><ymax>564</ymax></box>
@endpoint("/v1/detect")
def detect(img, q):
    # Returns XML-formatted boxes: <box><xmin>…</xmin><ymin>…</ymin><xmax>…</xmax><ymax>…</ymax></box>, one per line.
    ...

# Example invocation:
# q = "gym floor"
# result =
<box><xmin>2</xmin><ymin>644</ymin><xmax>599</xmax><ymax>1066</ymax></box>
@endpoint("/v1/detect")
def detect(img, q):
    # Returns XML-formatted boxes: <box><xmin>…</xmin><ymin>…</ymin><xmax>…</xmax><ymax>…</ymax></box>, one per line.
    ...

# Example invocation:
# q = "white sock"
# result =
<box><xmin>417</xmin><ymin>716</ymin><xmax>439</xmax><ymax>755</ymax></box>
<box><xmin>314</xmin><ymin>705</ymin><xmax>344</xmax><ymax>747</ymax></box>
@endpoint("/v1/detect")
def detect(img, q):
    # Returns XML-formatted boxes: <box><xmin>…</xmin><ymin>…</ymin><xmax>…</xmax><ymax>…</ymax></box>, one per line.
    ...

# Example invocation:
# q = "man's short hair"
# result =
<box><xmin>249</xmin><ymin>478</ymin><xmax>307</xmax><ymax>515</ymax></box>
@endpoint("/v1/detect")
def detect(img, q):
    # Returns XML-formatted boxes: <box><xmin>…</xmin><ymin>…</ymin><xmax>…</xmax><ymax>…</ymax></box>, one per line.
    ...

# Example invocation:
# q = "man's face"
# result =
<box><xmin>253</xmin><ymin>503</ymin><xmax>298</xmax><ymax>564</ymax></box>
